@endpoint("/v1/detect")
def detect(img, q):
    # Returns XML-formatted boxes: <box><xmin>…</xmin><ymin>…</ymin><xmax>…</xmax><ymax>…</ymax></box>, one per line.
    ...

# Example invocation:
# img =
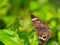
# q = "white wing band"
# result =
<box><xmin>39</xmin><ymin>37</ymin><xmax>46</xmax><ymax>41</ymax></box>
<box><xmin>32</xmin><ymin>18</ymin><xmax>37</xmax><ymax>21</ymax></box>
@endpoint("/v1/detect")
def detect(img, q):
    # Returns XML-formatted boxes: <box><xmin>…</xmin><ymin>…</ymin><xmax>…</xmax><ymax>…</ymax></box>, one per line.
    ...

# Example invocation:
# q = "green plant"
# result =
<box><xmin>0</xmin><ymin>0</ymin><xmax>60</xmax><ymax>45</ymax></box>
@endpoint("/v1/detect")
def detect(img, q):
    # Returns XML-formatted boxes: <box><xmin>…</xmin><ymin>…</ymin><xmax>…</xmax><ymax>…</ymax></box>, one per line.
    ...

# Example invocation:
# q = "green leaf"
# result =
<box><xmin>0</xmin><ymin>0</ymin><xmax>8</xmax><ymax>7</ymax></box>
<box><xmin>30</xmin><ymin>1</ymin><xmax>40</xmax><ymax>12</ymax></box>
<box><xmin>58</xmin><ymin>31</ymin><xmax>60</xmax><ymax>44</ymax></box>
<box><xmin>0</xmin><ymin>30</ymin><xmax>23</xmax><ymax>45</ymax></box>
<box><xmin>2</xmin><ymin>16</ymin><xmax>16</xmax><ymax>28</ymax></box>
<box><xmin>38</xmin><ymin>0</ymin><xmax>48</xmax><ymax>4</ymax></box>
<box><xmin>29</xmin><ymin>30</ymin><xmax>39</xmax><ymax>45</ymax></box>
<box><xmin>57</xmin><ymin>8</ymin><xmax>60</xmax><ymax>19</ymax></box>
<box><xmin>49</xmin><ymin>20</ymin><xmax>57</xmax><ymax>28</ymax></box>
<box><xmin>0</xmin><ymin>7</ymin><xmax>9</xmax><ymax>16</ymax></box>
<box><xmin>46</xmin><ymin>39</ymin><xmax>59</xmax><ymax>45</ymax></box>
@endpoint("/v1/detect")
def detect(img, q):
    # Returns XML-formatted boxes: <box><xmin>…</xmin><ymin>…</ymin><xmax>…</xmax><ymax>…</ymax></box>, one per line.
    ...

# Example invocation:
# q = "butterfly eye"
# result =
<box><xmin>39</xmin><ymin>34</ymin><xmax>47</xmax><ymax>41</ymax></box>
<box><xmin>42</xmin><ymin>35</ymin><xmax>47</xmax><ymax>39</ymax></box>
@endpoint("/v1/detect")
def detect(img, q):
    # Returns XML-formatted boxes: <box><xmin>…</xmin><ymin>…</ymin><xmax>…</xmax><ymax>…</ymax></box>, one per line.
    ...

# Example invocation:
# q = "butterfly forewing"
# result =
<box><xmin>31</xmin><ymin>14</ymin><xmax>52</xmax><ymax>45</ymax></box>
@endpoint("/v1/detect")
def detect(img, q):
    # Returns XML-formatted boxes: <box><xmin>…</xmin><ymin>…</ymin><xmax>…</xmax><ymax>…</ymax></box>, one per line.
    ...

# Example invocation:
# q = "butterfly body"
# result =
<box><xmin>31</xmin><ymin>15</ymin><xmax>52</xmax><ymax>45</ymax></box>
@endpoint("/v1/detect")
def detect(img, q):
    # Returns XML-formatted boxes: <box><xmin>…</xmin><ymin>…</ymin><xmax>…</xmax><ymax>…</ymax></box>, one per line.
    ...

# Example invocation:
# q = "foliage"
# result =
<box><xmin>0</xmin><ymin>0</ymin><xmax>60</xmax><ymax>45</ymax></box>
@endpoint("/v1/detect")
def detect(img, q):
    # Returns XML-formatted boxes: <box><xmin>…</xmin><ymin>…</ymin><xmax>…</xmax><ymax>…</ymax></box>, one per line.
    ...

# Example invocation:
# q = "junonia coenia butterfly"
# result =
<box><xmin>31</xmin><ymin>14</ymin><xmax>52</xmax><ymax>45</ymax></box>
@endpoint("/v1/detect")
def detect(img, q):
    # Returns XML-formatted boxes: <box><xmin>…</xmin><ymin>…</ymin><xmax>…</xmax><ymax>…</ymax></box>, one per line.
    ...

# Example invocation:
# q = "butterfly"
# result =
<box><xmin>31</xmin><ymin>14</ymin><xmax>52</xmax><ymax>45</ymax></box>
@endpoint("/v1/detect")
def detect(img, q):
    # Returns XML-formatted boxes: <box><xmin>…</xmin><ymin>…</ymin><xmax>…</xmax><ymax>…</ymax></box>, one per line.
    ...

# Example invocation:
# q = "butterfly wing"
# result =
<box><xmin>31</xmin><ymin>14</ymin><xmax>52</xmax><ymax>45</ymax></box>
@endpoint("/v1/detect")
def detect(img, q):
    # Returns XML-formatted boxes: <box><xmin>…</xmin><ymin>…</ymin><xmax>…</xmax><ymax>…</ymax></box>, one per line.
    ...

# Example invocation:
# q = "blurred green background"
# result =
<box><xmin>0</xmin><ymin>0</ymin><xmax>60</xmax><ymax>45</ymax></box>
